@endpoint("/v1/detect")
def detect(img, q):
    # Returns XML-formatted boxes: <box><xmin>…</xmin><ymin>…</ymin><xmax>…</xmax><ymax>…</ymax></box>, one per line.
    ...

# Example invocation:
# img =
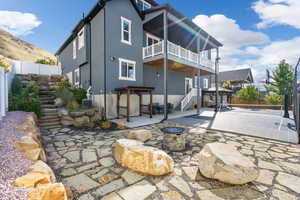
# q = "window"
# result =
<box><xmin>136</xmin><ymin>0</ymin><xmax>151</xmax><ymax>11</ymax></box>
<box><xmin>74</xmin><ymin>68</ymin><xmax>80</xmax><ymax>86</ymax></box>
<box><xmin>73</xmin><ymin>40</ymin><xmax>77</xmax><ymax>59</ymax></box>
<box><xmin>78</xmin><ymin>27</ymin><xmax>85</xmax><ymax>49</ymax></box>
<box><xmin>121</xmin><ymin>17</ymin><xmax>132</xmax><ymax>45</ymax></box>
<box><xmin>146</xmin><ymin>33</ymin><xmax>160</xmax><ymax>46</ymax></box>
<box><xmin>204</xmin><ymin>78</ymin><xmax>209</xmax><ymax>89</ymax></box>
<box><xmin>119</xmin><ymin>58</ymin><xmax>136</xmax><ymax>81</ymax></box>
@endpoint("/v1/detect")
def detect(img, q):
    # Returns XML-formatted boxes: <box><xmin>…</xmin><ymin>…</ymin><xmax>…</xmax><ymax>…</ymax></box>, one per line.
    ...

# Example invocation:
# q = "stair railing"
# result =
<box><xmin>181</xmin><ymin>88</ymin><xmax>198</xmax><ymax>112</ymax></box>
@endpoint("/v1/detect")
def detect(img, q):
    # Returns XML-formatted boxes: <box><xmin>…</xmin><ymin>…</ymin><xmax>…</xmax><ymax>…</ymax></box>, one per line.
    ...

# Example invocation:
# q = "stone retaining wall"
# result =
<box><xmin>13</xmin><ymin>112</ymin><xmax>68</xmax><ymax>200</ymax></box>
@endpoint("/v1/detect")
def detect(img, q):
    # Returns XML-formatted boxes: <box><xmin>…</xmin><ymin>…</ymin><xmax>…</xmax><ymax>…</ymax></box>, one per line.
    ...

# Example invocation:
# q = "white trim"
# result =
<box><xmin>121</xmin><ymin>17</ymin><xmax>132</xmax><ymax>45</ymax></box>
<box><xmin>119</xmin><ymin>58</ymin><xmax>136</xmax><ymax>81</ymax></box>
<box><xmin>146</xmin><ymin>33</ymin><xmax>160</xmax><ymax>46</ymax></box>
<box><xmin>78</xmin><ymin>27</ymin><xmax>85</xmax><ymax>50</ymax></box>
<box><xmin>73</xmin><ymin>40</ymin><xmax>77</xmax><ymax>59</ymax></box>
<box><xmin>135</xmin><ymin>0</ymin><xmax>151</xmax><ymax>11</ymax></box>
<box><xmin>74</xmin><ymin>68</ymin><xmax>80</xmax><ymax>86</ymax></box>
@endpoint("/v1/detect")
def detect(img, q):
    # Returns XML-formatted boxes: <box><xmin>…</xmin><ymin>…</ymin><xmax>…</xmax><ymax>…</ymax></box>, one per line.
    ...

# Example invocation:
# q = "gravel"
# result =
<box><xmin>0</xmin><ymin>112</ymin><xmax>34</xmax><ymax>200</ymax></box>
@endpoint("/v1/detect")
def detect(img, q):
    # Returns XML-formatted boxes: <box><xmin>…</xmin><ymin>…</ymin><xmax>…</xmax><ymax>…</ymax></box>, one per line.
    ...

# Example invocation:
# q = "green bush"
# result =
<box><xmin>35</xmin><ymin>58</ymin><xmax>56</xmax><ymax>66</ymax></box>
<box><xmin>67</xmin><ymin>100</ymin><xmax>80</xmax><ymax>110</ymax></box>
<box><xmin>265</xmin><ymin>93</ymin><xmax>282</xmax><ymax>105</ymax></box>
<box><xmin>9</xmin><ymin>77</ymin><xmax>42</xmax><ymax>117</ymax></box>
<box><xmin>70</xmin><ymin>88</ymin><xmax>87</xmax><ymax>104</ymax></box>
<box><xmin>56</xmin><ymin>87</ymin><xmax>74</xmax><ymax>105</ymax></box>
<box><xmin>237</xmin><ymin>85</ymin><xmax>260</xmax><ymax>101</ymax></box>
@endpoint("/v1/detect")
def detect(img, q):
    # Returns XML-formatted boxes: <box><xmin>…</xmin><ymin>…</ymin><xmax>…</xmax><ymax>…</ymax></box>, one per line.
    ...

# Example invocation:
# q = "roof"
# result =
<box><xmin>218</xmin><ymin>68</ymin><xmax>254</xmax><ymax>83</ymax></box>
<box><xmin>56</xmin><ymin>0</ymin><xmax>158</xmax><ymax>55</ymax></box>
<box><xmin>142</xmin><ymin>4</ymin><xmax>223</xmax><ymax>47</ymax></box>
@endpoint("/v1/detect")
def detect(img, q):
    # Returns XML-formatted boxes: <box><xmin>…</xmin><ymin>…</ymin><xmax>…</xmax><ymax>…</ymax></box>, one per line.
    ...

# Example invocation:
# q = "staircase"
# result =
<box><xmin>180</xmin><ymin>88</ymin><xmax>199</xmax><ymax>112</ymax></box>
<box><xmin>38</xmin><ymin>85</ymin><xmax>61</xmax><ymax>129</ymax></box>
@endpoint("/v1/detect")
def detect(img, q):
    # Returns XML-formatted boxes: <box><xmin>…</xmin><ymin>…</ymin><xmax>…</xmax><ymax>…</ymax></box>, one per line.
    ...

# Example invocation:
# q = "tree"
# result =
<box><xmin>265</xmin><ymin>93</ymin><xmax>282</xmax><ymax>105</ymax></box>
<box><xmin>237</xmin><ymin>85</ymin><xmax>260</xmax><ymax>101</ymax></box>
<box><xmin>265</xmin><ymin>60</ymin><xmax>294</xmax><ymax>118</ymax></box>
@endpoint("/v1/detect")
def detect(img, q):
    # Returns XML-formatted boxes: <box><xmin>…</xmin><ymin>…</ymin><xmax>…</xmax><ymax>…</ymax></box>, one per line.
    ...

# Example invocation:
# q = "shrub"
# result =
<box><xmin>237</xmin><ymin>85</ymin><xmax>260</xmax><ymax>101</ymax></box>
<box><xmin>35</xmin><ymin>58</ymin><xmax>56</xmax><ymax>66</ymax></box>
<box><xmin>0</xmin><ymin>59</ymin><xmax>10</xmax><ymax>72</ymax></box>
<box><xmin>56</xmin><ymin>87</ymin><xmax>74</xmax><ymax>105</ymax></box>
<box><xmin>265</xmin><ymin>93</ymin><xmax>282</xmax><ymax>105</ymax></box>
<box><xmin>70</xmin><ymin>88</ymin><xmax>87</xmax><ymax>104</ymax></box>
<box><xmin>9</xmin><ymin>77</ymin><xmax>42</xmax><ymax>117</ymax></box>
<box><xmin>67</xmin><ymin>100</ymin><xmax>80</xmax><ymax>110</ymax></box>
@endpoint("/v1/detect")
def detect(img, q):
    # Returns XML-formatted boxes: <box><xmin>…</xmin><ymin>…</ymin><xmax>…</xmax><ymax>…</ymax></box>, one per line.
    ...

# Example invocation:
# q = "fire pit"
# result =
<box><xmin>161</xmin><ymin>127</ymin><xmax>186</xmax><ymax>151</ymax></box>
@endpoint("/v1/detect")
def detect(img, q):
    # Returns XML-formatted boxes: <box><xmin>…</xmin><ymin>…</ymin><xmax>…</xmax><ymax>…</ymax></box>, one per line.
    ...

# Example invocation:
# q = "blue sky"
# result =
<box><xmin>1</xmin><ymin>0</ymin><xmax>300</xmax><ymax>84</ymax></box>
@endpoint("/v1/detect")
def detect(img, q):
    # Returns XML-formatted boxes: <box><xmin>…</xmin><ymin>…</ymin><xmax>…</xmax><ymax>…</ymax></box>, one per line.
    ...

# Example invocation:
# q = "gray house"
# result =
<box><xmin>56</xmin><ymin>0</ymin><xmax>222</xmax><ymax>120</ymax></box>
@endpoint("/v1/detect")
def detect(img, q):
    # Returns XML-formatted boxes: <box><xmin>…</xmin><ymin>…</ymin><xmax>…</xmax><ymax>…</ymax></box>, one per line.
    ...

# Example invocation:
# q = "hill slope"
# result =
<box><xmin>0</xmin><ymin>28</ymin><xmax>56</xmax><ymax>63</ymax></box>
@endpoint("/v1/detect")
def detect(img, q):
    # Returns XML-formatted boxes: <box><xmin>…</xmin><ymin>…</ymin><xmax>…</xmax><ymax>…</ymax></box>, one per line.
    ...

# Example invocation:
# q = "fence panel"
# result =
<box><xmin>11</xmin><ymin>60</ymin><xmax>61</xmax><ymax>75</ymax></box>
<box><xmin>0</xmin><ymin>67</ymin><xmax>6</xmax><ymax>119</ymax></box>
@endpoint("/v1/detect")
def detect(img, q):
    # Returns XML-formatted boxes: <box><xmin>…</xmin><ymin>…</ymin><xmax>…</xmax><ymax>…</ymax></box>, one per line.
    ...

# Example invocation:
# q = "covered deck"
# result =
<box><xmin>115</xmin><ymin>86</ymin><xmax>155</xmax><ymax>122</ymax></box>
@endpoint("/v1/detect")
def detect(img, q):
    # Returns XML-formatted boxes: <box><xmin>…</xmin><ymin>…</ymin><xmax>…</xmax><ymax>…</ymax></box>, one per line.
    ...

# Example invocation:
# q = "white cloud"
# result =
<box><xmin>253</xmin><ymin>0</ymin><xmax>300</xmax><ymax>29</ymax></box>
<box><xmin>0</xmin><ymin>11</ymin><xmax>42</xmax><ymax>36</ymax></box>
<box><xmin>245</xmin><ymin>36</ymin><xmax>300</xmax><ymax>66</ymax></box>
<box><xmin>193</xmin><ymin>14</ymin><xmax>269</xmax><ymax>58</ymax></box>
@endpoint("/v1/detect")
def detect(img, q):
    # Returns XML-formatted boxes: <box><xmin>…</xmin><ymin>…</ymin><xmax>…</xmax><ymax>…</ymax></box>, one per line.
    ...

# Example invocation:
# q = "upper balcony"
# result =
<box><xmin>142</xmin><ymin>4</ymin><xmax>222</xmax><ymax>75</ymax></box>
<box><xmin>143</xmin><ymin>40</ymin><xmax>215</xmax><ymax>71</ymax></box>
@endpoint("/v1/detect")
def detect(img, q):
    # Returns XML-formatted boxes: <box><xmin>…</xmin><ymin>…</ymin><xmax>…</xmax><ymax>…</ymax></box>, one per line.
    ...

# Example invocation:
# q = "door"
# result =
<box><xmin>185</xmin><ymin>78</ymin><xmax>193</xmax><ymax>95</ymax></box>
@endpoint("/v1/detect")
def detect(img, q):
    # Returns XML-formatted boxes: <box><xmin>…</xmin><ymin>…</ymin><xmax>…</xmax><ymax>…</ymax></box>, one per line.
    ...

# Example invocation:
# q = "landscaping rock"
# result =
<box><xmin>70</xmin><ymin>111</ymin><xmax>85</xmax><ymax>118</ymax></box>
<box><xmin>61</xmin><ymin>116</ymin><xmax>74</xmax><ymax>126</ymax></box>
<box><xmin>198</xmin><ymin>143</ymin><xmax>259</xmax><ymax>185</ymax></box>
<box><xmin>85</xmin><ymin>109</ymin><xmax>96</xmax><ymax>117</ymax></box>
<box><xmin>13</xmin><ymin>171</ymin><xmax>52</xmax><ymax>188</ymax></box>
<box><xmin>127</xmin><ymin>129</ymin><xmax>152</xmax><ymax>142</ymax></box>
<box><xmin>55</xmin><ymin>98</ymin><xmax>64</xmax><ymax>107</ymax></box>
<box><xmin>57</xmin><ymin>108</ymin><xmax>69</xmax><ymax>117</ymax></box>
<box><xmin>74</xmin><ymin>116</ymin><xmax>90</xmax><ymax>127</ymax></box>
<box><xmin>30</xmin><ymin>161</ymin><xmax>57</xmax><ymax>183</ymax></box>
<box><xmin>114</xmin><ymin>139</ymin><xmax>174</xmax><ymax>176</ymax></box>
<box><xmin>28</xmin><ymin>183</ymin><xmax>68</xmax><ymax>200</ymax></box>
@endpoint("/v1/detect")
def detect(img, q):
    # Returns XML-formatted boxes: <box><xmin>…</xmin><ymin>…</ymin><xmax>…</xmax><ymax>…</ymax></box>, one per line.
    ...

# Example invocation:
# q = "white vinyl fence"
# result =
<box><xmin>0</xmin><ymin>67</ymin><xmax>8</xmax><ymax>120</ymax></box>
<box><xmin>11</xmin><ymin>60</ymin><xmax>61</xmax><ymax>75</ymax></box>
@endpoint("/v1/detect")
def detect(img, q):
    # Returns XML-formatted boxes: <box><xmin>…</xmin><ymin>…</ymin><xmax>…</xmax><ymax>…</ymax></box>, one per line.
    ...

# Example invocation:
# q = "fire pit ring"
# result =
<box><xmin>161</xmin><ymin>127</ymin><xmax>186</xmax><ymax>151</ymax></box>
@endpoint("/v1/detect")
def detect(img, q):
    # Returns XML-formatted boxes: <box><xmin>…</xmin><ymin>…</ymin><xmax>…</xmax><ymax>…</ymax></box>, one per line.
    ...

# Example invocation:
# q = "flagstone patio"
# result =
<box><xmin>41</xmin><ymin>123</ymin><xmax>300</xmax><ymax>200</ymax></box>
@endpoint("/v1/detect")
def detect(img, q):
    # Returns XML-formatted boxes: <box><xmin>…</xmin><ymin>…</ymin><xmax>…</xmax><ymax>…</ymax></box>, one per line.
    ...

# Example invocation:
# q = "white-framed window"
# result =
<box><xmin>74</xmin><ymin>68</ymin><xmax>80</xmax><ymax>86</ymax></box>
<box><xmin>78</xmin><ymin>27</ymin><xmax>85</xmax><ymax>50</ymax></box>
<box><xmin>73</xmin><ymin>40</ymin><xmax>77</xmax><ymax>59</ymax></box>
<box><xmin>136</xmin><ymin>0</ymin><xmax>151</xmax><ymax>11</ymax></box>
<box><xmin>121</xmin><ymin>17</ymin><xmax>132</xmax><ymax>45</ymax></box>
<box><xmin>119</xmin><ymin>58</ymin><xmax>136</xmax><ymax>81</ymax></box>
<box><xmin>146</xmin><ymin>33</ymin><xmax>160</xmax><ymax>46</ymax></box>
<box><xmin>204</xmin><ymin>78</ymin><xmax>209</xmax><ymax>89</ymax></box>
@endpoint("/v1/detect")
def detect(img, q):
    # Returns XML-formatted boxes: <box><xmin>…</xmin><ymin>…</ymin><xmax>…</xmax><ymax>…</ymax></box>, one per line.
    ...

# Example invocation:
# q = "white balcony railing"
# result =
<box><xmin>143</xmin><ymin>40</ymin><xmax>215</xmax><ymax>70</ymax></box>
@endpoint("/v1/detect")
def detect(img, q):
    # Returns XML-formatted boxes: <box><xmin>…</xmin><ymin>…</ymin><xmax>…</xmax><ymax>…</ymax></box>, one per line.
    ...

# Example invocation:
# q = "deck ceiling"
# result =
<box><xmin>144</xmin><ymin>58</ymin><xmax>213</xmax><ymax>76</ymax></box>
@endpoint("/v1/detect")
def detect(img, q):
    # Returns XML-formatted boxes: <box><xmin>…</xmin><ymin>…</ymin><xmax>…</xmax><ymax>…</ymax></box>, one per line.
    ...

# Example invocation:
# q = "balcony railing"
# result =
<box><xmin>143</xmin><ymin>41</ymin><xmax>215</xmax><ymax>69</ymax></box>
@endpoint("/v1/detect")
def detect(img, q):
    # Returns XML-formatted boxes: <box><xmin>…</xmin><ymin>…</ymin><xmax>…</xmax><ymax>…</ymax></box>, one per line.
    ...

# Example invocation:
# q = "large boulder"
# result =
<box><xmin>61</xmin><ymin>116</ymin><xmax>74</xmax><ymax>126</ymax></box>
<box><xmin>13</xmin><ymin>171</ymin><xmax>52</xmax><ymax>188</ymax></box>
<box><xmin>69</xmin><ymin>111</ymin><xmax>85</xmax><ymax>118</ymax></box>
<box><xmin>30</xmin><ymin>161</ymin><xmax>57</xmax><ymax>183</ymax></box>
<box><xmin>55</xmin><ymin>98</ymin><xmax>64</xmax><ymax>107</ymax></box>
<box><xmin>198</xmin><ymin>143</ymin><xmax>259</xmax><ymax>185</ymax></box>
<box><xmin>73</xmin><ymin>116</ymin><xmax>90</xmax><ymax>127</ymax></box>
<box><xmin>127</xmin><ymin>129</ymin><xmax>152</xmax><ymax>142</ymax></box>
<box><xmin>114</xmin><ymin>139</ymin><xmax>174</xmax><ymax>176</ymax></box>
<box><xmin>57</xmin><ymin>108</ymin><xmax>69</xmax><ymax>117</ymax></box>
<box><xmin>28</xmin><ymin>183</ymin><xmax>67</xmax><ymax>200</ymax></box>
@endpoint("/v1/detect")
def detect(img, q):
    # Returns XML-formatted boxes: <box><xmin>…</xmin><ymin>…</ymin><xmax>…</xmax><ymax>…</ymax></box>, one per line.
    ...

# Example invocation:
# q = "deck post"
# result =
<box><xmin>215</xmin><ymin>48</ymin><xmax>220</xmax><ymax>112</ymax></box>
<box><xmin>197</xmin><ymin>36</ymin><xmax>201</xmax><ymax>115</ymax></box>
<box><xmin>117</xmin><ymin>91</ymin><xmax>120</xmax><ymax>119</ymax></box>
<box><xmin>150</xmin><ymin>90</ymin><xmax>153</xmax><ymax>118</ymax></box>
<box><xmin>127</xmin><ymin>89</ymin><xmax>130</xmax><ymax>122</ymax></box>
<box><xmin>163</xmin><ymin>10</ymin><xmax>168</xmax><ymax>120</ymax></box>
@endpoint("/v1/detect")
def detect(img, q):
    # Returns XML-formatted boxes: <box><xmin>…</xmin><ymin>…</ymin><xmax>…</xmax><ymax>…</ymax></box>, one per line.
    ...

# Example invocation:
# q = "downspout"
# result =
<box><xmin>89</xmin><ymin>22</ymin><xmax>92</xmax><ymax>86</ymax></box>
<box><xmin>103</xmin><ymin>2</ymin><xmax>107</xmax><ymax>120</ymax></box>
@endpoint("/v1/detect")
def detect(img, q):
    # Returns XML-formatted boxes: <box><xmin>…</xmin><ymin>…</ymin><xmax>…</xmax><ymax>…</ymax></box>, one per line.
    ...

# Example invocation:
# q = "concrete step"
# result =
<box><xmin>40</xmin><ymin>115</ymin><xmax>59</xmax><ymax>120</ymax></box>
<box><xmin>41</xmin><ymin>104</ymin><xmax>57</xmax><ymax>109</ymax></box>
<box><xmin>39</xmin><ymin>118</ymin><xmax>60</xmax><ymax>124</ymax></box>
<box><xmin>40</xmin><ymin>124</ymin><xmax>62</xmax><ymax>130</ymax></box>
<box><xmin>42</xmin><ymin>108</ymin><xmax>57</xmax><ymax>114</ymax></box>
<box><xmin>41</xmin><ymin>113</ymin><xmax>58</xmax><ymax>118</ymax></box>
<box><xmin>41</xmin><ymin>100</ymin><xmax>55</xmax><ymax>105</ymax></box>
<box><xmin>39</xmin><ymin>121</ymin><xmax>61</xmax><ymax>127</ymax></box>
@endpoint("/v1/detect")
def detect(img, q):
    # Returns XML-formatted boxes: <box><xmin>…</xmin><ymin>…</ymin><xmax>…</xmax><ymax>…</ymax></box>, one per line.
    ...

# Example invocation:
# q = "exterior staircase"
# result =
<box><xmin>180</xmin><ymin>88</ymin><xmax>199</xmax><ymax>112</ymax></box>
<box><xmin>38</xmin><ymin>86</ymin><xmax>61</xmax><ymax>129</ymax></box>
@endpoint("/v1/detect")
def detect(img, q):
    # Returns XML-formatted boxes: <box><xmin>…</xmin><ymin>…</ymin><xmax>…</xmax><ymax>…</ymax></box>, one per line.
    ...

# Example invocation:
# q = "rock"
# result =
<box><xmin>30</xmin><ymin>161</ymin><xmax>57</xmax><ymax>183</ymax></box>
<box><xmin>114</xmin><ymin>139</ymin><xmax>174</xmax><ymax>176</ymax></box>
<box><xmin>85</xmin><ymin>109</ymin><xmax>96</xmax><ymax>117</ymax></box>
<box><xmin>61</xmin><ymin>119</ymin><xmax>74</xmax><ymax>126</ymax></box>
<box><xmin>276</xmin><ymin>172</ymin><xmax>300</xmax><ymax>193</ymax></box>
<box><xmin>28</xmin><ymin>183</ymin><xmax>68</xmax><ymax>200</ymax></box>
<box><xmin>57</xmin><ymin>108</ymin><xmax>69</xmax><ymax>117</ymax></box>
<box><xmin>13</xmin><ymin>171</ymin><xmax>52</xmax><ymax>188</ymax></box>
<box><xmin>198</xmin><ymin>143</ymin><xmax>259</xmax><ymax>185</ymax></box>
<box><xmin>74</xmin><ymin>116</ymin><xmax>90</xmax><ymax>127</ymax></box>
<box><xmin>169</xmin><ymin>176</ymin><xmax>193</xmax><ymax>197</ymax></box>
<box><xmin>16</xmin><ymin>118</ymin><xmax>40</xmax><ymax>136</ymax></box>
<box><xmin>63</xmin><ymin>174</ymin><xmax>100</xmax><ymax>193</ymax></box>
<box><xmin>14</xmin><ymin>136</ymin><xmax>40</xmax><ymax>151</ymax></box>
<box><xmin>127</xmin><ymin>130</ymin><xmax>152</xmax><ymax>142</ymax></box>
<box><xmin>117</xmin><ymin>180</ymin><xmax>156</xmax><ymax>200</ymax></box>
<box><xmin>70</xmin><ymin>111</ymin><xmax>85</xmax><ymax>118</ymax></box>
<box><xmin>14</xmin><ymin>135</ymin><xmax>45</xmax><ymax>161</ymax></box>
<box><xmin>121</xmin><ymin>170</ymin><xmax>145</xmax><ymax>184</ymax></box>
<box><xmin>55</xmin><ymin>98</ymin><xmax>64</xmax><ymax>107</ymax></box>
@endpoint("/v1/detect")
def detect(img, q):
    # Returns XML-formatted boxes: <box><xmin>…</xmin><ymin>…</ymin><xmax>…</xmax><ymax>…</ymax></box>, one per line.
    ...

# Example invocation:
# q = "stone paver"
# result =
<box><xmin>41</xmin><ymin>122</ymin><xmax>300</xmax><ymax>199</ymax></box>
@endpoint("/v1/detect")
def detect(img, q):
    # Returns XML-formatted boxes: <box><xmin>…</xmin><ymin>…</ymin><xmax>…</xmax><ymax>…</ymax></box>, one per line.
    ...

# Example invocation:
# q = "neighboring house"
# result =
<box><xmin>56</xmin><ymin>0</ymin><xmax>222</xmax><ymax>119</ymax></box>
<box><xmin>212</xmin><ymin>68</ymin><xmax>254</xmax><ymax>93</ymax></box>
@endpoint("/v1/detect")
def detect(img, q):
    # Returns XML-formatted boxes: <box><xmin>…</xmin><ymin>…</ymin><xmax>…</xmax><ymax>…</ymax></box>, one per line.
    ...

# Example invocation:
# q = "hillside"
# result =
<box><xmin>0</xmin><ymin>28</ymin><xmax>56</xmax><ymax>63</ymax></box>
